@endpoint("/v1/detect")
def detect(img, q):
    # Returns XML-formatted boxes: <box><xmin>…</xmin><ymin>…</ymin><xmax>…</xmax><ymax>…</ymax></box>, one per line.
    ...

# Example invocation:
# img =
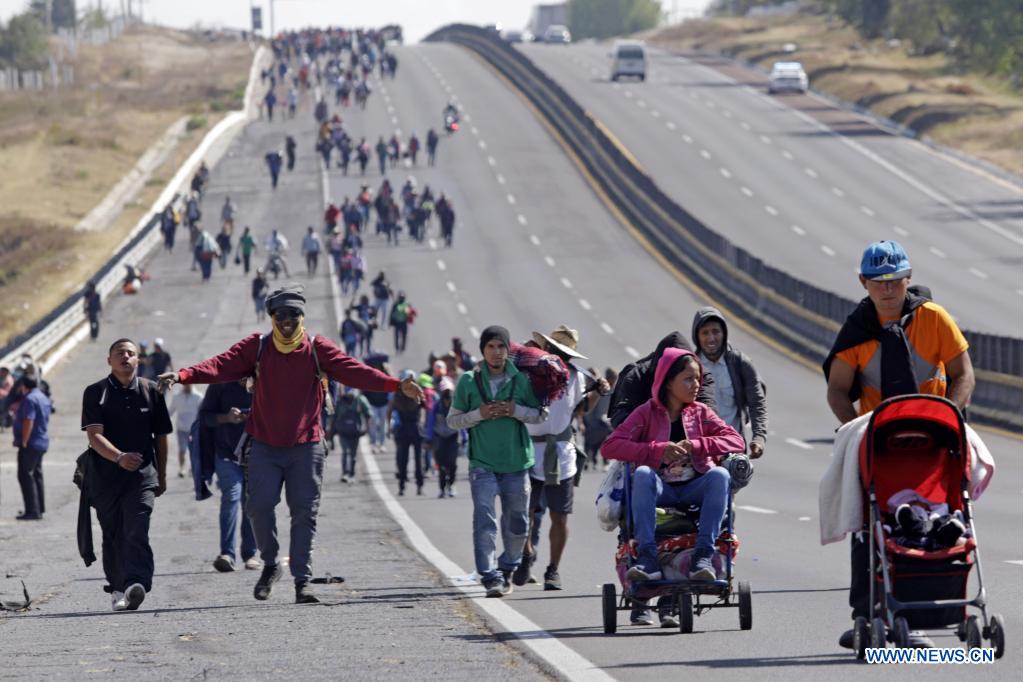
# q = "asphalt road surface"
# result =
<box><xmin>0</xmin><ymin>41</ymin><xmax>1019</xmax><ymax>680</ymax></box>
<box><xmin>520</xmin><ymin>42</ymin><xmax>1023</xmax><ymax>336</ymax></box>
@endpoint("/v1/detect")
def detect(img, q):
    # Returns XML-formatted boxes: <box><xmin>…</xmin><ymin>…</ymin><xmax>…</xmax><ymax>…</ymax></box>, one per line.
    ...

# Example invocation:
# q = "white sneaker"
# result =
<box><xmin>244</xmin><ymin>556</ymin><xmax>264</xmax><ymax>570</ymax></box>
<box><xmin>111</xmin><ymin>591</ymin><xmax>127</xmax><ymax>611</ymax></box>
<box><xmin>124</xmin><ymin>583</ymin><xmax>146</xmax><ymax>611</ymax></box>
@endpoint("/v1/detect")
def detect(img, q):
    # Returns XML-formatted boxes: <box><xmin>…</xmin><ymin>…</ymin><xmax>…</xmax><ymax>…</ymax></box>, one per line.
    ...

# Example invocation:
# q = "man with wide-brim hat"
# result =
<box><xmin>158</xmin><ymin>283</ymin><xmax>423</xmax><ymax>605</ymax></box>
<box><xmin>515</xmin><ymin>324</ymin><xmax>608</xmax><ymax>591</ymax></box>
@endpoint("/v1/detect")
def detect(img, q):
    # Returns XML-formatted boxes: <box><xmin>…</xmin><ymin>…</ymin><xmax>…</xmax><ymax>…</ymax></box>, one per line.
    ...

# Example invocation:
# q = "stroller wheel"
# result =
<box><xmin>602</xmin><ymin>583</ymin><xmax>617</xmax><ymax>635</ymax></box>
<box><xmin>676</xmin><ymin>591</ymin><xmax>694</xmax><ymax>634</ymax></box>
<box><xmin>870</xmin><ymin>617</ymin><xmax>887</xmax><ymax>649</ymax></box>
<box><xmin>892</xmin><ymin>616</ymin><xmax>910</xmax><ymax>648</ymax></box>
<box><xmin>738</xmin><ymin>580</ymin><xmax>752</xmax><ymax>631</ymax></box>
<box><xmin>964</xmin><ymin>616</ymin><xmax>982</xmax><ymax>650</ymax></box>
<box><xmin>989</xmin><ymin>613</ymin><xmax>1005</xmax><ymax>659</ymax></box>
<box><xmin>853</xmin><ymin>617</ymin><xmax>869</xmax><ymax>659</ymax></box>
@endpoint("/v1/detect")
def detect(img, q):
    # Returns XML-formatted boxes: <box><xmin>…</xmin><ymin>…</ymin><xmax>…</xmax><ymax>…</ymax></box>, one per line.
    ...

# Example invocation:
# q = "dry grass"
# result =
<box><xmin>0</xmin><ymin>25</ymin><xmax>250</xmax><ymax>347</ymax></box>
<box><xmin>649</xmin><ymin>13</ymin><xmax>1023</xmax><ymax>176</ymax></box>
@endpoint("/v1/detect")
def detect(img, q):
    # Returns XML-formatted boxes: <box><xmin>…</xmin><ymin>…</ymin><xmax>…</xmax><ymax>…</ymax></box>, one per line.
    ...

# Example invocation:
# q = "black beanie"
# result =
<box><xmin>479</xmin><ymin>325</ymin><xmax>511</xmax><ymax>353</ymax></box>
<box><xmin>265</xmin><ymin>282</ymin><xmax>306</xmax><ymax>314</ymax></box>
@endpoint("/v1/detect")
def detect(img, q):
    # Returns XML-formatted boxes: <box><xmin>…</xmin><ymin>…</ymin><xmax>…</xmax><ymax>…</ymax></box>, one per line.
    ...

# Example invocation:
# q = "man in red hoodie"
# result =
<box><xmin>158</xmin><ymin>283</ymin><xmax>422</xmax><ymax>603</ymax></box>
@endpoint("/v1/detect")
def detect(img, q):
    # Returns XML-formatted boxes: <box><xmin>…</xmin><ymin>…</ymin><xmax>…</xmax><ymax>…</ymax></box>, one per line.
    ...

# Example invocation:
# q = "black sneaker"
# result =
<box><xmin>124</xmin><ymin>583</ymin><xmax>146</xmax><ymax>611</ymax></box>
<box><xmin>630</xmin><ymin>604</ymin><xmax>655</xmax><ymax>626</ymax></box>
<box><xmin>543</xmin><ymin>565</ymin><xmax>562</xmax><ymax>591</ymax></box>
<box><xmin>253</xmin><ymin>563</ymin><xmax>282</xmax><ymax>601</ymax></box>
<box><xmin>657</xmin><ymin>596</ymin><xmax>678</xmax><ymax>628</ymax></box>
<box><xmin>838</xmin><ymin>628</ymin><xmax>855</xmax><ymax>649</ymax></box>
<box><xmin>295</xmin><ymin>582</ymin><xmax>320</xmax><ymax>604</ymax></box>
<box><xmin>512</xmin><ymin>551</ymin><xmax>535</xmax><ymax>587</ymax></box>
<box><xmin>484</xmin><ymin>576</ymin><xmax>506</xmax><ymax>598</ymax></box>
<box><xmin>501</xmin><ymin>570</ymin><xmax>514</xmax><ymax>596</ymax></box>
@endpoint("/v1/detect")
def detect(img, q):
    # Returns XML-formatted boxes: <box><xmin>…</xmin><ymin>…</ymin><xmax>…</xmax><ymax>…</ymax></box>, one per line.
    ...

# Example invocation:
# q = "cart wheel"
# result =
<box><xmin>602</xmin><ymin>583</ymin><xmax>617</xmax><ymax>635</ymax></box>
<box><xmin>956</xmin><ymin>619</ymin><xmax>967</xmax><ymax>642</ymax></box>
<box><xmin>964</xmin><ymin>616</ymin><xmax>982</xmax><ymax>650</ymax></box>
<box><xmin>738</xmin><ymin>580</ymin><xmax>752</xmax><ymax>631</ymax></box>
<box><xmin>892</xmin><ymin>617</ymin><xmax>910</xmax><ymax>648</ymax></box>
<box><xmin>853</xmin><ymin>617</ymin><xmax>869</xmax><ymax>659</ymax></box>
<box><xmin>989</xmin><ymin>613</ymin><xmax>1005</xmax><ymax>659</ymax></box>
<box><xmin>677</xmin><ymin>591</ymin><xmax>694</xmax><ymax>634</ymax></box>
<box><xmin>870</xmin><ymin>617</ymin><xmax>887</xmax><ymax>649</ymax></box>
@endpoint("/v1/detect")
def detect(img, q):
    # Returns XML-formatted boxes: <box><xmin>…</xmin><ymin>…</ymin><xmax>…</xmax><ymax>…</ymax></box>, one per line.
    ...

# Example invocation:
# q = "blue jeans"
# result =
<box><xmin>369</xmin><ymin>404</ymin><xmax>388</xmax><ymax>446</ymax></box>
<box><xmin>215</xmin><ymin>456</ymin><xmax>257</xmax><ymax>561</ymax></box>
<box><xmin>469</xmin><ymin>467</ymin><xmax>530</xmax><ymax>583</ymax></box>
<box><xmin>340</xmin><ymin>436</ymin><xmax>359</xmax><ymax>477</ymax></box>
<box><xmin>631</xmin><ymin>466</ymin><xmax>730</xmax><ymax>573</ymax></box>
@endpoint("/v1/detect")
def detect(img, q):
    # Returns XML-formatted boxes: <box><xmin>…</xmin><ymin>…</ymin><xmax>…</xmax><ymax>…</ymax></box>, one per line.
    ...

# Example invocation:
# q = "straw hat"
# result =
<box><xmin>532</xmin><ymin>324</ymin><xmax>587</xmax><ymax>360</ymax></box>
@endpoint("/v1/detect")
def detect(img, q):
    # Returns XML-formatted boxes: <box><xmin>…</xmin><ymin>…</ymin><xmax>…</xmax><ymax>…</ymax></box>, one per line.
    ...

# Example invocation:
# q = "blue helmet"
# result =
<box><xmin>860</xmin><ymin>240</ymin><xmax>911</xmax><ymax>281</ymax></box>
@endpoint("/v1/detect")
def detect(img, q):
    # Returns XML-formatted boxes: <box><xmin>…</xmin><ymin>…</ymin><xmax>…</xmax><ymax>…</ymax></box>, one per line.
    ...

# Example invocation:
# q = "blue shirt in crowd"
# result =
<box><xmin>13</xmin><ymin>387</ymin><xmax>51</xmax><ymax>452</ymax></box>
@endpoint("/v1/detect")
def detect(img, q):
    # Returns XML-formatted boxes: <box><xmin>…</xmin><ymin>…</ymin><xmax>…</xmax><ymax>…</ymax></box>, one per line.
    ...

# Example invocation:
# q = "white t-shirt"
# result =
<box><xmin>170</xmin><ymin>389</ymin><xmax>204</xmax><ymax>432</ymax></box>
<box><xmin>527</xmin><ymin>368</ymin><xmax>584</xmax><ymax>482</ymax></box>
<box><xmin>700</xmin><ymin>353</ymin><xmax>741</xmax><ymax>435</ymax></box>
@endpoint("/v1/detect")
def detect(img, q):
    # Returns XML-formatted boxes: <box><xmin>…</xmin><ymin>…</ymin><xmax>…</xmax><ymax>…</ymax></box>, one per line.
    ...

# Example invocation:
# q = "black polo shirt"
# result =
<box><xmin>81</xmin><ymin>374</ymin><xmax>173</xmax><ymax>489</ymax></box>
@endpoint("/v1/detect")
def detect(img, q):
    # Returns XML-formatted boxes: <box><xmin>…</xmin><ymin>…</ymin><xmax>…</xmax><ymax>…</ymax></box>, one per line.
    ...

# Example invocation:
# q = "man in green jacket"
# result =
<box><xmin>446</xmin><ymin>326</ymin><xmax>547</xmax><ymax>597</ymax></box>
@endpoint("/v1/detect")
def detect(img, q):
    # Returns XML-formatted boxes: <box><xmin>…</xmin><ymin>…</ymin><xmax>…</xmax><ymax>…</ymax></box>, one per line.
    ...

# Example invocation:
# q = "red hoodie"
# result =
<box><xmin>601</xmin><ymin>347</ymin><xmax>745</xmax><ymax>482</ymax></box>
<box><xmin>178</xmin><ymin>333</ymin><xmax>399</xmax><ymax>448</ymax></box>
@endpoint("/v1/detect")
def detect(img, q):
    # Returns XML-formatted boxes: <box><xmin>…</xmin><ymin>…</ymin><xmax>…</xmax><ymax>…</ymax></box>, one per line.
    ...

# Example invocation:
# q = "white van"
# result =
<box><xmin>611</xmin><ymin>42</ymin><xmax>646</xmax><ymax>81</ymax></box>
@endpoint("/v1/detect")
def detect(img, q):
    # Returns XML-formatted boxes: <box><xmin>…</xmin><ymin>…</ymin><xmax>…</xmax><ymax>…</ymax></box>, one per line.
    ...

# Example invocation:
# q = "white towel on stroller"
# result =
<box><xmin>818</xmin><ymin>413</ymin><xmax>996</xmax><ymax>546</ymax></box>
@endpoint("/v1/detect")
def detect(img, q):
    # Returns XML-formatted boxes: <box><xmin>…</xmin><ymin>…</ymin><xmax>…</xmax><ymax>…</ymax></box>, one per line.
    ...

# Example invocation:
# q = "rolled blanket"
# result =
<box><xmin>508</xmin><ymin>342</ymin><xmax>568</xmax><ymax>405</ymax></box>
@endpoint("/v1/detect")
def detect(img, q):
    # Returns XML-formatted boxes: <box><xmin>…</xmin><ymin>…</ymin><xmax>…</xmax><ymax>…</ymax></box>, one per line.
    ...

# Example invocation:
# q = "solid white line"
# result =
<box><xmin>530</xmin><ymin>234</ymin><xmax>541</xmax><ymax>246</ymax></box>
<box><xmin>600</xmin><ymin>322</ymin><xmax>615</xmax><ymax>335</ymax></box>
<box><xmin>579</xmin><ymin>299</ymin><xmax>592</xmax><ymax>311</ymax></box>
<box><xmin>741</xmin><ymin>186</ymin><xmax>754</xmax><ymax>198</ymax></box>
<box><xmin>821</xmin><ymin>245</ymin><xmax>836</xmax><ymax>257</ymax></box>
<box><xmin>560</xmin><ymin>277</ymin><xmax>572</xmax><ymax>289</ymax></box>
<box><xmin>968</xmin><ymin>267</ymin><xmax>989</xmax><ymax>280</ymax></box>
<box><xmin>765</xmin><ymin>205</ymin><xmax>779</xmax><ymax>216</ymax></box>
<box><xmin>791</xmin><ymin>225</ymin><xmax>806</xmax><ymax>236</ymax></box>
<box><xmin>507</xmin><ymin>194</ymin><xmax>516</xmax><ymax>205</ymax></box>
<box><xmin>737</xmin><ymin>505</ymin><xmax>778</xmax><ymax>515</ymax></box>
<box><xmin>446</xmin><ymin>281</ymin><xmax>457</xmax><ymax>292</ymax></box>
<box><xmin>929</xmin><ymin>246</ymin><xmax>947</xmax><ymax>258</ymax></box>
<box><xmin>436</xmin><ymin>259</ymin><xmax>447</xmax><ymax>271</ymax></box>
<box><xmin>456</xmin><ymin>302</ymin><xmax>468</xmax><ymax>315</ymax></box>
<box><xmin>785</xmin><ymin>437</ymin><xmax>814</xmax><ymax>450</ymax></box>
<box><xmin>517</xmin><ymin>215</ymin><xmax>528</xmax><ymax>226</ymax></box>
<box><xmin>625</xmin><ymin>346</ymin><xmax>640</xmax><ymax>359</ymax></box>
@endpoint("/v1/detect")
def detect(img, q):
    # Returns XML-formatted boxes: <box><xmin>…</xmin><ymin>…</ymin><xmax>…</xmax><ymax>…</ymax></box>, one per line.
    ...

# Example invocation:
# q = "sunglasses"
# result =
<box><xmin>272</xmin><ymin>309</ymin><xmax>302</xmax><ymax>321</ymax></box>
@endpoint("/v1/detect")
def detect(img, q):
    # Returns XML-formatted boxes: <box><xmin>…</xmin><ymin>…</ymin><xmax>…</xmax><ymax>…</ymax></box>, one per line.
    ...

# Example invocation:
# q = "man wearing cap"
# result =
<box><xmin>157</xmin><ymin>283</ymin><xmax>423</xmax><ymax>604</ymax></box>
<box><xmin>446</xmin><ymin>326</ymin><xmax>548</xmax><ymax>598</ymax></box>
<box><xmin>514</xmin><ymin>325</ymin><xmax>609</xmax><ymax>591</ymax></box>
<box><xmin>823</xmin><ymin>240</ymin><xmax>975</xmax><ymax>649</ymax></box>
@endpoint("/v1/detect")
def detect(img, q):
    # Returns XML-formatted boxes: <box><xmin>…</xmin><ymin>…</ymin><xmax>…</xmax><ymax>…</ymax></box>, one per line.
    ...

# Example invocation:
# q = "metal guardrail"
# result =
<box><xmin>425</xmin><ymin>24</ymin><xmax>1022</xmax><ymax>433</ymax></box>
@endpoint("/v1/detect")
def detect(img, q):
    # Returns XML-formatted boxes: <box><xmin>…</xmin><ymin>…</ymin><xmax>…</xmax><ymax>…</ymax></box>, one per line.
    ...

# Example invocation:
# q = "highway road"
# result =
<box><xmin>519</xmin><ymin>42</ymin><xmax>1023</xmax><ymax>337</ymax></box>
<box><xmin>0</xmin><ymin>38</ymin><xmax>1018</xmax><ymax>680</ymax></box>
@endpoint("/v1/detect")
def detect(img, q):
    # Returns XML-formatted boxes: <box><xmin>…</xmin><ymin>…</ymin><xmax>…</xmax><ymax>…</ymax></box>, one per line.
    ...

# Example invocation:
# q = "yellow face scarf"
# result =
<box><xmin>271</xmin><ymin>316</ymin><xmax>305</xmax><ymax>353</ymax></box>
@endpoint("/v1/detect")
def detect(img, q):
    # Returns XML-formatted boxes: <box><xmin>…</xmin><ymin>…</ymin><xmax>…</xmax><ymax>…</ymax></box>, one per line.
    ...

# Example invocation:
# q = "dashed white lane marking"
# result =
<box><xmin>429</xmin><ymin>238</ymin><xmax>438</xmax><ymax>250</ymax></box>
<box><xmin>651</xmin><ymin>110</ymin><xmax>661</xmax><ymax>118</ymax></box>
<box><xmin>759</xmin><ymin>135</ymin><xmax>772</xmax><ymax>144</ymax></box>
<box><xmin>391</xmin><ymin>116</ymin><xmax>398</xmax><ymax>125</ymax></box>
<box><xmin>637</xmin><ymin>100</ymin><xmax>647</xmax><ymax>108</ymax></box>
<box><xmin>446</xmin><ymin>281</ymin><xmax>456</xmax><ymax>292</ymax></box>
<box><xmin>929</xmin><ymin>246</ymin><xmax>947</xmax><ymax>258</ymax></box>
<box><xmin>600</xmin><ymin>322</ymin><xmax>615</xmax><ymax>335</ymax></box>
<box><xmin>496</xmin><ymin>174</ymin><xmax>505</xmax><ymax>184</ymax></box>
<box><xmin>682</xmin><ymin>134</ymin><xmax>693</xmax><ymax>144</ymax></box>
<box><xmin>1006</xmin><ymin>560</ymin><xmax>1023</xmax><ymax>566</ymax></box>
<box><xmin>785</xmin><ymin>437</ymin><xmax>814</xmax><ymax>450</ymax></box>
<box><xmin>579</xmin><ymin>298</ymin><xmax>592</xmax><ymax>311</ymax></box>
<box><xmin>821</xmin><ymin>245</ymin><xmax>836</xmax><ymax>257</ymax></box>
<box><xmin>765</xmin><ymin>205</ymin><xmax>779</xmax><ymax>216</ymax></box>
<box><xmin>860</xmin><ymin>206</ymin><xmax>876</xmax><ymax>217</ymax></box>
<box><xmin>545</xmin><ymin>256</ymin><xmax>557</xmax><ymax>267</ymax></box>
<box><xmin>831</xmin><ymin>186</ymin><xmax>845</xmax><ymax>197</ymax></box>
<box><xmin>738</xmin><ymin>505</ymin><xmax>778</xmax><ymax>515</ymax></box>
<box><xmin>625</xmin><ymin>346</ymin><xmax>640</xmax><ymax>359</ymax></box>
<box><xmin>488</xmin><ymin>156</ymin><xmax>496</xmax><ymax>167</ymax></box>
<box><xmin>893</xmin><ymin>225</ymin><xmax>910</xmax><ymax>237</ymax></box>
<box><xmin>436</xmin><ymin>259</ymin><xmax>447</xmax><ymax>271</ymax></box>
<box><xmin>560</xmin><ymin>277</ymin><xmax>573</xmax><ymax>289</ymax></box>
<box><xmin>387</xmin><ymin>105</ymin><xmax>394</xmax><ymax>113</ymax></box>
<box><xmin>471</xmin><ymin>126</ymin><xmax>479</xmax><ymax>135</ymax></box>
<box><xmin>463</xmin><ymin>114</ymin><xmax>472</xmax><ymax>123</ymax></box>
<box><xmin>798</xmin><ymin>516</ymin><xmax>812</xmax><ymax>522</ymax></box>
<box><xmin>478</xmin><ymin>140</ymin><xmax>487</xmax><ymax>150</ymax></box>
<box><xmin>456</xmin><ymin>302</ymin><xmax>468</xmax><ymax>315</ymax></box>
<box><xmin>782</xmin><ymin>150</ymin><xmax>794</xmax><ymax>160</ymax></box>
<box><xmin>720</xmin><ymin>168</ymin><xmax>732</xmax><ymax>179</ymax></box>
<box><xmin>507</xmin><ymin>194</ymin><xmax>516</xmax><ymax>205</ymax></box>
<box><xmin>741</xmin><ymin>186</ymin><xmax>754</xmax><ymax>198</ymax></box>
<box><xmin>1016</xmin><ymin>289</ymin><xmax>1023</xmax><ymax>297</ymax></box>
<box><xmin>699</xmin><ymin>149</ymin><xmax>712</xmax><ymax>160</ymax></box>
<box><xmin>469</xmin><ymin>325</ymin><xmax>479</xmax><ymax>338</ymax></box>
<box><xmin>624</xmin><ymin>90</ymin><xmax>633</xmax><ymax>98</ymax></box>
<box><xmin>805</xmin><ymin>167</ymin><xmax>818</xmax><ymax>178</ymax></box>
<box><xmin>666</xmin><ymin>121</ymin><xmax>676</xmax><ymax>130</ymax></box>
<box><xmin>968</xmin><ymin>267</ymin><xmax>989</xmax><ymax>280</ymax></box>
<box><xmin>740</xmin><ymin>121</ymin><xmax>751</xmax><ymax>131</ymax></box>
<box><xmin>723</xmin><ymin>109</ymin><xmax>733</xmax><ymax>118</ymax></box>
<box><xmin>791</xmin><ymin>224</ymin><xmax>806</xmax><ymax>235</ymax></box>
<box><xmin>530</xmin><ymin>234</ymin><xmax>541</xmax><ymax>246</ymax></box>
<box><xmin>517</xmin><ymin>215</ymin><xmax>528</xmax><ymax>226</ymax></box>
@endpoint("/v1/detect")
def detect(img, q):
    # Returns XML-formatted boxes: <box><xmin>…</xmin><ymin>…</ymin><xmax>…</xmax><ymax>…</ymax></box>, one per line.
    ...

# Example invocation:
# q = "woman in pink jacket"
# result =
<box><xmin>602</xmin><ymin>348</ymin><xmax>745</xmax><ymax>582</ymax></box>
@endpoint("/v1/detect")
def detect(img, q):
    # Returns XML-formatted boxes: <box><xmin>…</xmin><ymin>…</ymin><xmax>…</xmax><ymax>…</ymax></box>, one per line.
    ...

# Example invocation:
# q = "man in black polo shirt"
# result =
<box><xmin>82</xmin><ymin>338</ymin><xmax>172</xmax><ymax>612</ymax></box>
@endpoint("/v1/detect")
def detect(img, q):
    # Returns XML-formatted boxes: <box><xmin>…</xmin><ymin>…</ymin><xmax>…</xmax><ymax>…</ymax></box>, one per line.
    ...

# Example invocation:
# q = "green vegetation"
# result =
<box><xmin>0</xmin><ymin>13</ymin><xmax>48</xmax><ymax>69</ymax></box>
<box><xmin>186</xmin><ymin>115</ymin><xmax>208</xmax><ymax>131</ymax></box>
<box><xmin>567</xmin><ymin>0</ymin><xmax>663</xmax><ymax>40</ymax></box>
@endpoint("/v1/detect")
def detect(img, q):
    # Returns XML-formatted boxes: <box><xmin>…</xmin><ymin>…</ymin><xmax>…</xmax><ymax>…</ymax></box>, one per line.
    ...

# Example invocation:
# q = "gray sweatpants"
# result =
<box><xmin>246</xmin><ymin>440</ymin><xmax>325</xmax><ymax>583</ymax></box>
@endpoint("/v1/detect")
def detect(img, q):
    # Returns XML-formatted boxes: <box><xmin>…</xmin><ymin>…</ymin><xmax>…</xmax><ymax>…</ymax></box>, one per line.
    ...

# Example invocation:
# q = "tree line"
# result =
<box><xmin>0</xmin><ymin>1</ymin><xmax>77</xmax><ymax>70</ymax></box>
<box><xmin>708</xmin><ymin>0</ymin><xmax>1023</xmax><ymax>83</ymax></box>
<box><xmin>566</xmin><ymin>0</ymin><xmax>663</xmax><ymax>41</ymax></box>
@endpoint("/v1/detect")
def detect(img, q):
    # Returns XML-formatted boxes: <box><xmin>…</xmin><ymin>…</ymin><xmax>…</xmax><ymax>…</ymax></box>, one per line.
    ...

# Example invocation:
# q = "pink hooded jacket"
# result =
<box><xmin>601</xmin><ymin>347</ymin><xmax>746</xmax><ymax>483</ymax></box>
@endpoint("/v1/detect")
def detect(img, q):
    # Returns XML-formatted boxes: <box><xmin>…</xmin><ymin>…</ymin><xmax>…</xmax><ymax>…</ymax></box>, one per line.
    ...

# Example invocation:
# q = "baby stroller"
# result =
<box><xmin>852</xmin><ymin>395</ymin><xmax>1005</xmax><ymax>659</ymax></box>
<box><xmin>601</xmin><ymin>463</ymin><xmax>751</xmax><ymax>634</ymax></box>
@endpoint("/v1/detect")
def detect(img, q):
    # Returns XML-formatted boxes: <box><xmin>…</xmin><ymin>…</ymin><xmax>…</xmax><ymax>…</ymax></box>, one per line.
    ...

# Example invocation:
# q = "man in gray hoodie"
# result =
<box><xmin>691</xmin><ymin>307</ymin><xmax>767</xmax><ymax>458</ymax></box>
